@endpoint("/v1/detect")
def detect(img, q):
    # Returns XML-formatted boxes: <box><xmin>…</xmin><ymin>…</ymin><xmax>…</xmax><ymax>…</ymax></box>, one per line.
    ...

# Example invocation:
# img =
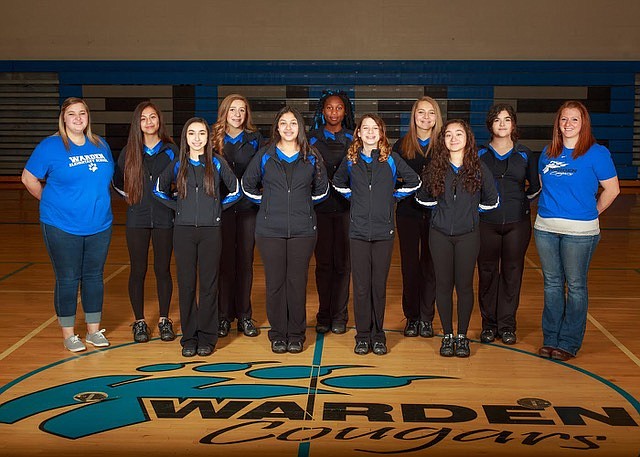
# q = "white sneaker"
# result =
<box><xmin>86</xmin><ymin>329</ymin><xmax>110</xmax><ymax>347</ymax></box>
<box><xmin>63</xmin><ymin>335</ymin><xmax>86</xmax><ymax>352</ymax></box>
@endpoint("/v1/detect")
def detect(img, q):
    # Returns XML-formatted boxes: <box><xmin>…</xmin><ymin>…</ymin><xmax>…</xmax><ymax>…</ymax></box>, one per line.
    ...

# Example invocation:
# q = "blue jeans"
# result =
<box><xmin>41</xmin><ymin>223</ymin><xmax>112</xmax><ymax>327</ymax></box>
<box><xmin>534</xmin><ymin>228</ymin><xmax>600</xmax><ymax>356</ymax></box>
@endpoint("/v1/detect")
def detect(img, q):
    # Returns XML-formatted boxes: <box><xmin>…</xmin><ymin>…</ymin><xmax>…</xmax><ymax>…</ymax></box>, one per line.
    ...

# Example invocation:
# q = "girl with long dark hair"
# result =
<box><xmin>154</xmin><ymin>117</ymin><xmax>240</xmax><ymax>357</ymax></box>
<box><xmin>114</xmin><ymin>101</ymin><xmax>178</xmax><ymax>343</ymax></box>
<box><xmin>416</xmin><ymin>119</ymin><xmax>498</xmax><ymax>358</ymax></box>
<box><xmin>242</xmin><ymin>106</ymin><xmax>329</xmax><ymax>354</ymax></box>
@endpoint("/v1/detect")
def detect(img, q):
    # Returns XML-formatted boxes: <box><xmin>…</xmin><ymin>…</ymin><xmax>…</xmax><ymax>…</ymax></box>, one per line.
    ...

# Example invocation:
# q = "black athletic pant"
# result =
<box><xmin>256</xmin><ymin>236</ymin><xmax>316</xmax><ymax>343</ymax></box>
<box><xmin>350</xmin><ymin>238</ymin><xmax>394</xmax><ymax>344</ymax></box>
<box><xmin>173</xmin><ymin>225</ymin><xmax>221</xmax><ymax>349</ymax></box>
<box><xmin>125</xmin><ymin>226</ymin><xmax>173</xmax><ymax>321</ymax></box>
<box><xmin>396</xmin><ymin>213</ymin><xmax>436</xmax><ymax>322</ymax></box>
<box><xmin>429</xmin><ymin>228</ymin><xmax>480</xmax><ymax>335</ymax></box>
<box><xmin>314</xmin><ymin>211</ymin><xmax>350</xmax><ymax>326</ymax></box>
<box><xmin>477</xmin><ymin>218</ymin><xmax>531</xmax><ymax>333</ymax></box>
<box><xmin>219</xmin><ymin>210</ymin><xmax>256</xmax><ymax>321</ymax></box>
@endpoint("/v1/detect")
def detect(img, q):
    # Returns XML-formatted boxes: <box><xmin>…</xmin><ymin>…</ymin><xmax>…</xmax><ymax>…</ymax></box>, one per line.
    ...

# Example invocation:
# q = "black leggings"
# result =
<box><xmin>477</xmin><ymin>219</ymin><xmax>531</xmax><ymax>333</ymax></box>
<box><xmin>429</xmin><ymin>228</ymin><xmax>480</xmax><ymax>335</ymax></box>
<box><xmin>126</xmin><ymin>227</ymin><xmax>173</xmax><ymax>321</ymax></box>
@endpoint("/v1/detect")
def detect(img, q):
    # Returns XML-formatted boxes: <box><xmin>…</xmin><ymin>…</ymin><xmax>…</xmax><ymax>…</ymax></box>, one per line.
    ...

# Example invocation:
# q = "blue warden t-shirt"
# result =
<box><xmin>25</xmin><ymin>135</ymin><xmax>114</xmax><ymax>235</ymax></box>
<box><xmin>538</xmin><ymin>143</ymin><xmax>617</xmax><ymax>222</ymax></box>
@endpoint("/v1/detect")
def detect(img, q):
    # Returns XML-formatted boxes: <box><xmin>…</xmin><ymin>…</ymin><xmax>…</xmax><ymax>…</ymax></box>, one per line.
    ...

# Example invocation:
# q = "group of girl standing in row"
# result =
<box><xmin>22</xmin><ymin>92</ymin><xmax>619</xmax><ymax>361</ymax></box>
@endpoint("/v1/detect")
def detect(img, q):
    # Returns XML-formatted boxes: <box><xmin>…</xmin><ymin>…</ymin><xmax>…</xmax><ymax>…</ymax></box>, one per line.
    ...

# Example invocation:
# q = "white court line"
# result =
<box><xmin>0</xmin><ymin>264</ymin><xmax>129</xmax><ymax>361</ymax></box>
<box><xmin>525</xmin><ymin>254</ymin><xmax>640</xmax><ymax>368</ymax></box>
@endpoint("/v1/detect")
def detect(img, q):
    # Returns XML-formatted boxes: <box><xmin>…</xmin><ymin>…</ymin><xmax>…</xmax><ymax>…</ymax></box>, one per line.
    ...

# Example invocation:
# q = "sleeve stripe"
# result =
<box><xmin>222</xmin><ymin>177</ymin><xmax>241</xmax><ymax>205</ymax></box>
<box><xmin>527</xmin><ymin>188</ymin><xmax>541</xmax><ymax>200</ymax></box>
<box><xmin>240</xmin><ymin>177</ymin><xmax>262</xmax><ymax>204</ymax></box>
<box><xmin>153</xmin><ymin>178</ymin><xmax>173</xmax><ymax>201</ymax></box>
<box><xmin>112</xmin><ymin>184</ymin><xmax>127</xmax><ymax>198</ymax></box>
<box><xmin>333</xmin><ymin>184</ymin><xmax>352</xmax><ymax>195</ymax></box>
<box><xmin>415</xmin><ymin>196</ymin><xmax>437</xmax><ymax>207</ymax></box>
<box><xmin>312</xmin><ymin>181</ymin><xmax>330</xmax><ymax>202</ymax></box>
<box><xmin>479</xmin><ymin>196</ymin><xmax>500</xmax><ymax>211</ymax></box>
<box><xmin>393</xmin><ymin>179</ymin><xmax>422</xmax><ymax>197</ymax></box>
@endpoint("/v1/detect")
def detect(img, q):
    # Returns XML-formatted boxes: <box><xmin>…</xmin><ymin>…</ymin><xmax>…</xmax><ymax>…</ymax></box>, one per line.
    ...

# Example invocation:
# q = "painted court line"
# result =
<box><xmin>525</xmin><ymin>254</ymin><xmax>640</xmax><ymax>368</ymax></box>
<box><xmin>0</xmin><ymin>264</ymin><xmax>129</xmax><ymax>362</ymax></box>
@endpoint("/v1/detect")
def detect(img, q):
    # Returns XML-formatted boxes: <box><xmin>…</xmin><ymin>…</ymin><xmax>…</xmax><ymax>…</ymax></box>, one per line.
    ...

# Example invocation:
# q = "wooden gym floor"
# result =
<box><xmin>0</xmin><ymin>185</ymin><xmax>639</xmax><ymax>456</ymax></box>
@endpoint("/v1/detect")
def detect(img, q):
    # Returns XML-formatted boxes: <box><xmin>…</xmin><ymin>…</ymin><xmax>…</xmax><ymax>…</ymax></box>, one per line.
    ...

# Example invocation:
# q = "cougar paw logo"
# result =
<box><xmin>0</xmin><ymin>361</ymin><xmax>453</xmax><ymax>440</ymax></box>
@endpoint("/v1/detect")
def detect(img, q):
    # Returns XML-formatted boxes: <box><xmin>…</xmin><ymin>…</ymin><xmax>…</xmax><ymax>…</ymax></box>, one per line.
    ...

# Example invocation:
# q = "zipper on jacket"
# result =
<box><xmin>368</xmin><ymin>183</ymin><xmax>373</xmax><ymax>241</ymax></box>
<box><xmin>195</xmin><ymin>183</ymin><xmax>199</xmax><ymax>227</ymax></box>
<box><xmin>450</xmin><ymin>175</ymin><xmax>457</xmax><ymax>236</ymax></box>
<box><xmin>149</xmin><ymin>172</ymin><xmax>154</xmax><ymax>228</ymax></box>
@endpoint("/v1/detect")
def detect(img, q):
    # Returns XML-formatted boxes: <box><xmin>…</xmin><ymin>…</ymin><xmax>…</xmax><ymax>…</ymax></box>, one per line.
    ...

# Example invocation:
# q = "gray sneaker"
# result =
<box><xmin>86</xmin><ymin>329</ymin><xmax>110</xmax><ymax>347</ymax></box>
<box><xmin>63</xmin><ymin>335</ymin><xmax>86</xmax><ymax>353</ymax></box>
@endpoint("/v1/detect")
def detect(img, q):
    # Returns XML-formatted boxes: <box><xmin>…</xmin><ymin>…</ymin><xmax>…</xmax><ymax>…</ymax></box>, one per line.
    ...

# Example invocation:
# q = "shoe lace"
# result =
<box><xmin>92</xmin><ymin>329</ymin><xmax>106</xmax><ymax>337</ymax></box>
<box><xmin>69</xmin><ymin>335</ymin><xmax>81</xmax><ymax>343</ymax></box>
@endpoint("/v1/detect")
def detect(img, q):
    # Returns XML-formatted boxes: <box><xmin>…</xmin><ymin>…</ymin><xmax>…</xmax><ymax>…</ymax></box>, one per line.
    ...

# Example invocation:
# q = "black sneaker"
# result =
<box><xmin>455</xmin><ymin>335</ymin><xmax>470</xmax><ymax>357</ymax></box>
<box><xmin>403</xmin><ymin>319</ymin><xmax>419</xmax><ymax>337</ymax></box>
<box><xmin>218</xmin><ymin>319</ymin><xmax>231</xmax><ymax>337</ymax></box>
<box><xmin>132</xmin><ymin>320</ymin><xmax>150</xmax><ymax>343</ymax></box>
<box><xmin>287</xmin><ymin>341</ymin><xmax>303</xmax><ymax>353</ymax></box>
<box><xmin>440</xmin><ymin>334</ymin><xmax>455</xmax><ymax>357</ymax></box>
<box><xmin>197</xmin><ymin>345</ymin><xmax>214</xmax><ymax>357</ymax></box>
<box><xmin>480</xmin><ymin>329</ymin><xmax>496</xmax><ymax>343</ymax></box>
<box><xmin>331</xmin><ymin>323</ymin><xmax>347</xmax><ymax>334</ymax></box>
<box><xmin>501</xmin><ymin>331</ymin><xmax>517</xmax><ymax>345</ymax></box>
<box><xmin>419</xmin><ymin>321</ymin><xmax>434</xmax><ymax>338</ymax></box>
<box><xmin>238</xmin><ymin>318</ymin><xmax>259</xmax><ymax>337</ymax></box>
<box><xmin>315</xmin><ymin>322</ymin><xmax>331</xmax><ymax>334</ymax></box>
<box><xmin>181</xmin><ymin>345</ymin><xmax>197</xmax><ymax>357</ymax></box>
<box><xmin>271</xmin><ymin>340</ymin><xmax>287</xmax><ymax>354</ymax></box>
<box><xmin>158</xmin><ymin>318</ymin><xmax>176</xmax><ymax>341</ymax></box>
<box><xmin>354</xmin><ymin>341</ymin><xmax>370</xmax><ymax>355</ymax></box>
<box><xmin>372</xmin><ymin>341</ymin><xmax>388</xmax><ymax>355</ymax></box>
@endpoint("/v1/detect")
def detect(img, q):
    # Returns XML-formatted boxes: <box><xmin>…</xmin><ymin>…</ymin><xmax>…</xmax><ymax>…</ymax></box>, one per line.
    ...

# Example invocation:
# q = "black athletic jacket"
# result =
<box><xmin>332</xmin><ymin>149</ymin><xmax>421</xmax><ymax>241</ymax></box>
<box><xmin>220</xmin><ymin>130</ymin><xmax>264</xmax><ymax>212</ymax></box>
<box><xmin>392</xmin><ymin>136</ymin><xmax>431</xmax><ymax>219</ymax></box>
<box><xmin>241</xmin><ymin>143</ymin><xmax>330</xmax><ymax>238</ymax></box>
<box><xmin>113</xmin><ymin>142</ymin><xmax>178</xmax><ymax>229</ymax></box>
<box><xmin>153</xmin><ymin>154</ymin><xmax>240</xmax><ymax>227</ymax></box>
<box><xmin>308</xmin><ymin>128</ymin><xmax>353</xmax><ymax>213</ymax></box>
<box><xmin>478</xmin><ymin>144</ymin><xmax>541</xmax><ymax>225</ymax></box>
<box><xmin>416</xmin><ymin>161</ymin><xmax>499</xmax><ymax>236</ymax></box>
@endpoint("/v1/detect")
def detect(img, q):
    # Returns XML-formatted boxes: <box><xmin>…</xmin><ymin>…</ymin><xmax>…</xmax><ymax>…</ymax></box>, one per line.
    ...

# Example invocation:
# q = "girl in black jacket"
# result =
<box><xmin>333</xmin><ymin>114</ymin><xmax>421</xmax><ymax>356</ymax></box>
<box><xmin>416</xmin><ymin>119</ymin><xmax>498</xmax><ymax>358</ymax></box>
<box><xmin>477</xmin><ymin>104</ymin><xmax>540</xmax><ymax>345</ymax></box>
<box><xmin>392</xmin><ymin>96</ymin><xmax>442</xmax><ymax>339</ymax></box>
<box><xmin>113</xmin><ymin>101</ymin><xmax>178</xmax><ymax>344</ymax></box>
<box><xmin>308</xmin><ymin>90</ymin><xmax>356</xmax><ymax>335</ymax></box>
<box><xmin>242</xmin><ymin>106</ymin><xmax>329</xmax><ymax>354</ymax></box>
<box><xmin>154</xmin><ymin>117</ymin><xmax>240</xmax><ymax>357</ymax></box>
<box><xmin>211</xmin><ymin>94</ymin><xmax>264</xmax><ymax>338</ymax></box>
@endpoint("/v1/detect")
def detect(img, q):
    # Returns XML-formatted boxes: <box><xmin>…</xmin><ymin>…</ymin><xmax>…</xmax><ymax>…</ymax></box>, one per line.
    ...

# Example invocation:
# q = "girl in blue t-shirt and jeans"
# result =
<box><xmin>22</xmin><ymin>97</ymin><xmax>114</xmax><ymax>353</ymax></box>
<box><xmin>535</xmin><ymin>100</ymin><xmax>619</xmax><ymax>361</ymax></box>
